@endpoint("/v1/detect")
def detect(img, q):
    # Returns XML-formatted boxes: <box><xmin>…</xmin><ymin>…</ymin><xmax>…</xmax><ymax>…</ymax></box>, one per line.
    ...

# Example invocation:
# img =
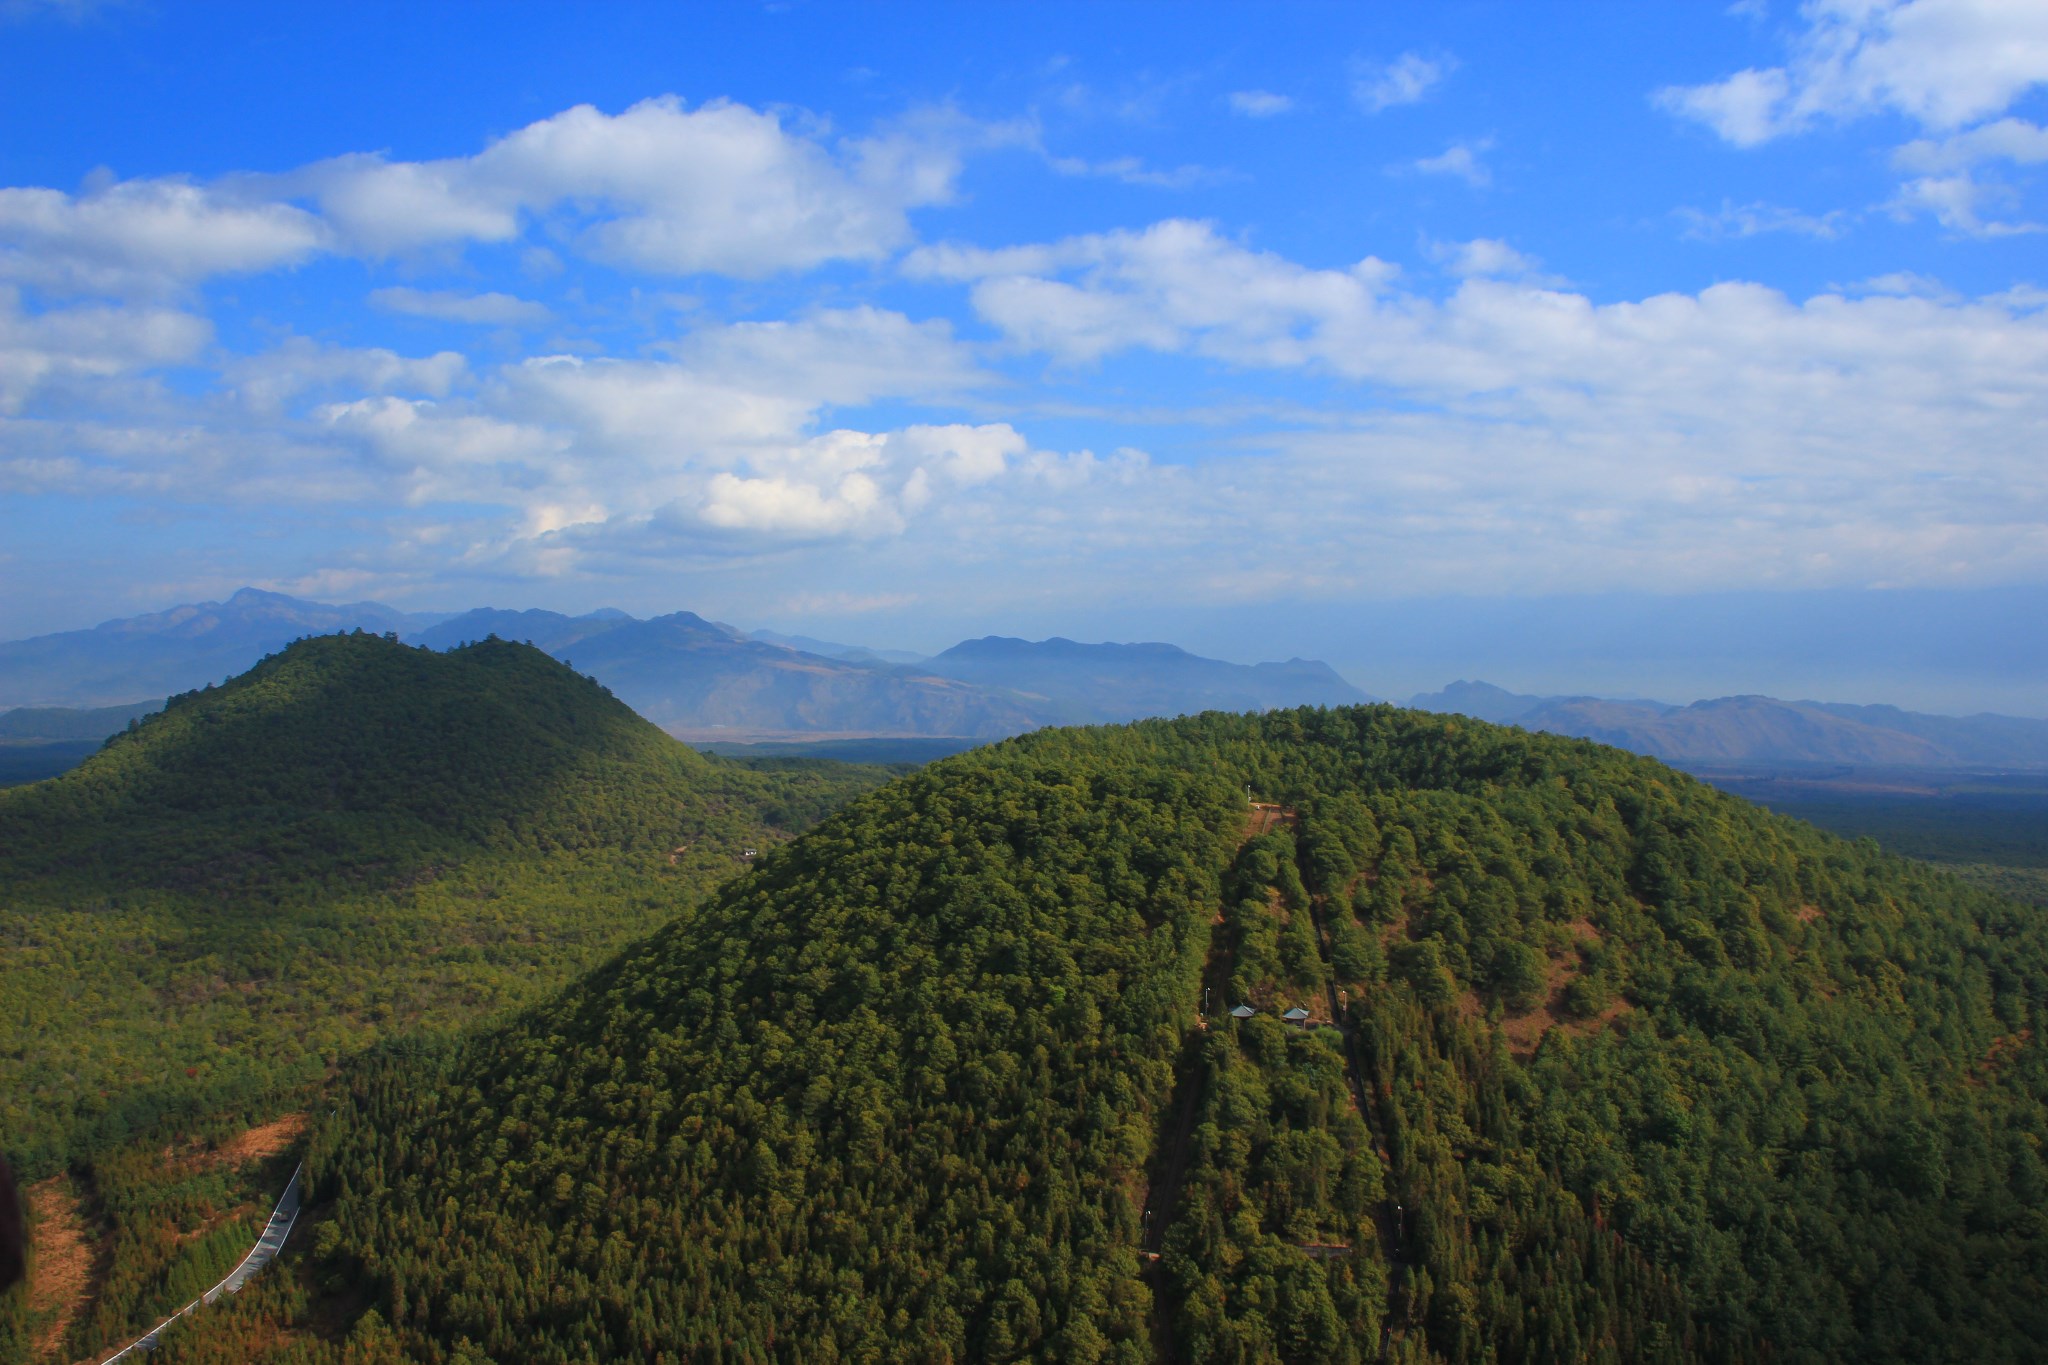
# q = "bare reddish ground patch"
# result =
<box><xmin>1499</xmin><ymin>920</ymin><xmax>1633</xmax><ymax>1059</ymax></box>
<box><xmin>26</xmin><ymin>1175</ymin><xmax>102</xmax><ymax>1364</ymax></box>
<box><xmin>1794</xmin><ymin>903</ymin><xmax>1824</xmax><ymax>924</ymax></box>
<box><xmin>162</xmin><ymin>1112</ymin><xmax>308</xmax><ymax>1177</ymax></box>
<box><xmin>217</xmin><ymin>1112</ymin><xmax>307</xmax><ymax>1165</ymax></box>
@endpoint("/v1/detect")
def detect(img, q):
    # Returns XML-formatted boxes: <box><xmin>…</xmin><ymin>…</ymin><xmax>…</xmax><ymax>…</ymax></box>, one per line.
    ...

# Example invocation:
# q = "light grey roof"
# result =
<box><xmin>1229</xmin><ymin>1004</ymin><xmax>1256</xmax><ymax>1018</ymax></box>
<box><xmin>1282</xmin><ymin>1007</ymin><xmax>1311</xmax><ymax>1020</ymax></box>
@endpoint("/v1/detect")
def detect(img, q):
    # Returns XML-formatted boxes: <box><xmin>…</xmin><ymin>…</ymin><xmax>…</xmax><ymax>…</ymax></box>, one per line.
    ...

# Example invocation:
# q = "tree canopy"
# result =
<box><xmin>193</xmin><ymin>704</ymin><xmax>2048</xmax><ymax>1363</ymax></box>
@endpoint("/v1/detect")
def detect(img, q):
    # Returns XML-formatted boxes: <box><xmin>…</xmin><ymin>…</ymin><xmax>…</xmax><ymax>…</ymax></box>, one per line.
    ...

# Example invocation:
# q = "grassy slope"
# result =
<box><xmin>0</xmin><ymin>632</ymin><xmax>891</xmax><ymax>1178</ymax></box>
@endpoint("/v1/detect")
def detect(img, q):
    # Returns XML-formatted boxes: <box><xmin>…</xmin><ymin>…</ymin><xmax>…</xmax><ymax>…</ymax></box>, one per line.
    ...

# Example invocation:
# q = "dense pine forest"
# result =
<box><xmin>66</xmin><ymin>704</ymin><xmax>2040</xmax><ymax>1364</ymax></box>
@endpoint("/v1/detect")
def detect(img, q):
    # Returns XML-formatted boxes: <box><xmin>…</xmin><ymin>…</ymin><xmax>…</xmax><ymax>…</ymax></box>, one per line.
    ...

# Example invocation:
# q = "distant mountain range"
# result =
<box><xmin>0</xmin><ymin>591</ymin><xmax>1373</xmax><ymax>742</ymax></box>
<box><xmin>418</xmin><ymin>607</ymin><xmax>1036</xmax><ymax>738</ymax></box>
<box><xmin>1409</xmin><ymin>680</ymin><xmax>2048</xmax><ymax>770</ymax></box>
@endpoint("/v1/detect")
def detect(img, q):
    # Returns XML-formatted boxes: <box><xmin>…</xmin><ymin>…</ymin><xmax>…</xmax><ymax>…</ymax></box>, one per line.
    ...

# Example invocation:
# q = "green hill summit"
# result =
<box><xmin>0</xmin><ymin>631</ymin><xmax>889</xmax><ymax>1172</ymax></box>
<box><xmin>282</xmin><ymin>706</ymin><xmax>2048</xmax><ymax>1364</ymax></box>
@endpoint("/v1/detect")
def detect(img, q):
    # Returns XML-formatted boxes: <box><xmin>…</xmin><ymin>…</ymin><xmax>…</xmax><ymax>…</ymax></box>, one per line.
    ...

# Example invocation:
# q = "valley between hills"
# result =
<box><xmin>1</xmin><ymin>633</ymin><xmax>2045</xmax><ymax>1363</ymax></box>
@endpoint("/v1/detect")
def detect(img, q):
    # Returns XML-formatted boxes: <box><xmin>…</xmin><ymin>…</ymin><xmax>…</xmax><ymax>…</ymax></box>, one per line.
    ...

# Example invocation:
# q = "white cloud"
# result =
<box><xmin>666</xmin><ymin>306</ymin><xmax>980</xmax><ymax>405</ymax></box>
<box><xmin>107</xmin><ymin>302</ymin><xmax>1020</xmax><ymax>558</ymax></box>
<box><xmin>925</xmin><ymin>223</ymin><xmax>2048</xmax><ymax>553</ymax></box>
<box><xmin>276</xmin><ymin>97</ymin><xmax>966</xmax><ymax>275</ymax></box>
<box><xmin>884</xmin><ymin>422</ymin><xmax>1026</xmax><ymax>485</ymax></box>
<box><xmin>1657</xmin><ymin>66</ymin><xmax>1794</xmax><ymax>147</ymax></box>
<box><xmin>368</xmin><ymin>287</ymin><xmax>552</xmax><ymax>326</ymax></box>
<box><xmin>1660</xmin><ymin>3</ymin><xmax>2048</xmax><ymax>233</ymax></box>
<box><xmin>1884</xmin><ymin>115</ymin><xmax>2048</xmax><ymax>232</ymax></box>
<box><xmin>1351</xmin><ymin>52</ymin><xmax>1453</xmax><ymax>113</ymax></box>
<box><xmin>0</xmin><ymin>286</ymin><xmax>210</xmax><ymax>412</ymax></box>
<box><xmin>0</xmin><ymin>282</ymin><xmax>1028</xmax><ymax>570</ymax></box>
<box><xmin>1</xmin><ymin>96</ymin><xmax>999</xmax><ymax>296</ymax></box>
<box><xmin>1228</xmin><ymin>90</ymin><xmax>1295</xmax><ymax>117</ymax></box>
<box><xmin>275</xmin><ymin>154</ymin><xmax>519</xmax><ymax>257</ymax></box>
<box><xmin>1894</xmin><ymin>115</ymin><xmax>2048</xmax><ymax>171</ymax></box>
<box><xmin>1658</xmin><ymin>0</ymin><xmax>2048</xmax><ymax>142</ymax></box>
<box><xmin>1888</xmin><ymin>169</ymin><xmax>2041</xmax><ymax>233</ymax></box>
<box><xmin>1426</xmin><ymin>237</ymin><xmax>1552</xmax><ymax>279</ymax></box>
<box><xmin>1411</xmin><ymin>138</ymin><xmax>1493</xmax><ymax>187</ymax></box>
<box><xmin>0</xmin><ymin>179</ymin><xmax>323</xmax><ymax>295</ymax></box>
<box><xmin>224</xmin><ymin>338</ymin><xmax>468</xmax><ymax>414</ymax></box>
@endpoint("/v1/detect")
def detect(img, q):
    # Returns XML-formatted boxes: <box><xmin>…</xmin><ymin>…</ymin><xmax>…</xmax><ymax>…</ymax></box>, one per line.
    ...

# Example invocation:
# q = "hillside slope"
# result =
<box><xmin>0</xmin><ymin>633</ymin><xmax>890</xmax><ymax>1175</ymax></box>
<box><xmin>252</xmin><ymin>707</ymin><xmax>2048</xmax><ymax>1364</ymax></box>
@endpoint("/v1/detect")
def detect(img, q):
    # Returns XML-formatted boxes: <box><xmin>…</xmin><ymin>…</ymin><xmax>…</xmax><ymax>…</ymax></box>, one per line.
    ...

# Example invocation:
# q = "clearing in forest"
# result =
<box><xmin>26</xmin><ymin>1175</ymin><xmax>100</xmax><ymax>1364</ymax></box>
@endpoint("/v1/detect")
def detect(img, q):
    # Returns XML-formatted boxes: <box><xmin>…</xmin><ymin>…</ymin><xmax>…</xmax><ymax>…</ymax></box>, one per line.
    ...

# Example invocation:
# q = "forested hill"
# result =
<box><xmin>249</xmin><ymin>706</ymin><xmax>2048</xmax><ymax>1364</ymax></box>
<box><xmin>0</xmin><ymin>632</ymin><xmax>892</xmax><ymax>1174</ymax></box>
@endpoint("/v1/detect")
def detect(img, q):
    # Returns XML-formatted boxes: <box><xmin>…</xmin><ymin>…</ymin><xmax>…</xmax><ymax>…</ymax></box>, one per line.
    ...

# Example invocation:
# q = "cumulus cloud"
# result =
<box><xmin>0</xmin><ymin>95</ymin><xmax>996</xmax><ymax>296</ymax></box>
<box><xmin>0</xmin><ymin>179</ymin><xmax>323</xmax><ymax>295</ymax></box>
<box><xmin>1351</xmin><ymin>52</ymin><xmax>1453</xmax><ymax>113</ymax></box>
<box><xmin>1426</xmin><ymin>237</ymin><xmax>1553</xmax><ymax>279</ymax></box>
<box><xmin>1658</xmin><ymin>0</ymin><xmax>2048</xmax><ymax>143</ymax></box>
<box><xmin>273</xmin><ymin>97</ymin><xmax>979</xmax><ymax>275</ymax></box>
<box><xmin>1894</xmin><ymin>115</ymin><xmax>2048</xmax><ymax>171</ymax></box>
<box><xmin>0</xmin><ymin>286</ymin><xmax>210</xmax><ymax>412</ymax></box>
<box><xmin>934</xmin><ymin>217</ymin><xmax>2048</xmax><ymax>413</ymax></box>
<box><xmin>1657</xmin><ymin>65</ymin><xmax>1796</xmax><ymax>147</ymax></box>
<box><xmin>8</xmin><ymin>295</ymin><xmax>1037</xmax><ymax>569</ymax></box>
<box><xmin>901</xmin><ymin>220</ymin><xmax>2048</xmax><ymax>598</ymax></box>
<box><xmin>1658</xmin><ymin>1</ymin><xmax>2048</xmax><ymax>232</ymax></box>
<box><xmin>1887</xmin><ymin>169</ymin><xmax>2041</xmax><ymax>233</ymax></box>
<box><xmin>1410</xmin><ymin>138</ymin><xmax>1493</xmax><ymax>186</ymax></box>
<box><xmin>1888</xmin><ymin>116</ymin><xmax>2048</xmax><ymax>232</ymax></box>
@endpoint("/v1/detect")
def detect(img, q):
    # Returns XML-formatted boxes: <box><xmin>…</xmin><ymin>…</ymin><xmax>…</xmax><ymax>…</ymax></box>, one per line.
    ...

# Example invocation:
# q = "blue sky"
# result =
<box><xmin>2</xmin><ymin>0</ymin><xmax>2045</xmax><ymax>711</ymax></box>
